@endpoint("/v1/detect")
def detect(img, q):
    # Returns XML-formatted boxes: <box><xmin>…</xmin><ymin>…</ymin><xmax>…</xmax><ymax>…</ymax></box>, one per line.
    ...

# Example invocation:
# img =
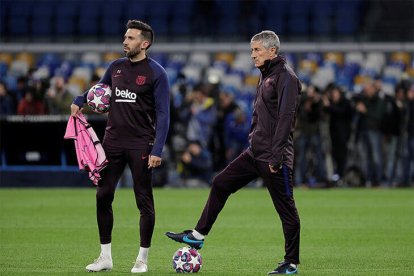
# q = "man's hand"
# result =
<box><xmin>148</xmin><ymin>155</ymin><xmax>162</xmax><ymax>169</ymax></box>
<box><xmin>70</xmin><ymin>104</ymin><xmax>83</xmax><ymax>117</ymax></box>
<box><xmin>269</xmin><ymin>163</ymin><xmax>282</xmax><ymax>174</ymax></box>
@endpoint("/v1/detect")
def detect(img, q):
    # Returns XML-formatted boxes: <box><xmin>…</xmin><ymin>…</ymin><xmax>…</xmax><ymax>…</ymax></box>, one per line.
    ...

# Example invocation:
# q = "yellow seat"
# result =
<box><xmin>406</xmin><ymin>67</ymin><xmax>414</xmax><ymax>78</ymax></box>
<box><xmin>391</xmin><ymin>52</ymin><xmax>411</xmax><ymax>66</ymax></box>
<box><xmin>68</xmin><ymin>76</ymin><xmax>87</xmax><ymax>91</ymax></box>
<box><xmin>244</xmin><ymin>75</ymin><xmax>260</xmax><ymax>86</ymax></box>
<box><xmin>299</xmin><ymin>60</ymin><xmax>318</xmax><ymax>73</ymax></box>
<box><xmin>0</xmin><ymin>53</ymin><xmax>13</xmax><ymax>66</ymax></box>
<box><xmin>324</xmin><ymin>52</ymin><xmax>344</xmax><ymax>66</ymax></box>
<box><xmin>354</xmin><ymin>75</ymin><xmax>371</xmax><ymax>85</ymax></box>
<box><xmin>215</xmin><ymin>52</ymin><xmax>235</xmax><ymax>66</ymax></box>
<box><xmin>103</xmin><ymin>52</ymin><xmax>122</xmax><ymax>62</ymax></box>
<box><xmin>95</xmin><ymin>67</ymin><xmax>106</xmax><ymax>78</ymax></box>
<box><xmin>15</xmin><ymin>52</ymin><xmax>35</xmax><ymax>68</ymax></box>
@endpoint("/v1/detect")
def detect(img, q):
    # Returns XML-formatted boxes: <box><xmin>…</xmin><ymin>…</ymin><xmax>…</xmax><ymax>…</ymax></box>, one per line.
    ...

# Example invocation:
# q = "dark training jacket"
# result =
<box><xmin>248</xmin><ymin>55</ymin><xmax>302</xmax><ymax>170</ymax></box>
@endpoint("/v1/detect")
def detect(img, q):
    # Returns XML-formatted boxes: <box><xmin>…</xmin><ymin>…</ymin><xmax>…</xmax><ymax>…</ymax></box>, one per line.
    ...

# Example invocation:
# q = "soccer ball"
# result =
<box><xmin>172</xmin><ymin>247</ymin><xmax>202</xmax><ymax>273</ymax></box>
<box><xmin>87</xmin><ymin>83</ymin><xmax>111</xmax><ymax>113</ymax></box>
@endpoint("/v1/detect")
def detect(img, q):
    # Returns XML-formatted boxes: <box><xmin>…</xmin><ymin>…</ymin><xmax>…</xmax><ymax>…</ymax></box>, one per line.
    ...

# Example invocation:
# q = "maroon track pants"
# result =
<box><xmin>96</xmin><ymin>144</ymin><xmax>154</xmax><ymax>247</ymax></box>
<box><xmin>195</xmin><ymin>150</ymin><xmax>301</xmax><ymax>264</ymax></box>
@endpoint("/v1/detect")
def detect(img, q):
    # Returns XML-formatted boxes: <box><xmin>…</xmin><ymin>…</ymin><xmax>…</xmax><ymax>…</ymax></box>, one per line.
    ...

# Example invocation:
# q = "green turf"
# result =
<box><xmin>1</xmin><ymin>188</ymin><xmax>413</xmax><ymax>275</ymax></box>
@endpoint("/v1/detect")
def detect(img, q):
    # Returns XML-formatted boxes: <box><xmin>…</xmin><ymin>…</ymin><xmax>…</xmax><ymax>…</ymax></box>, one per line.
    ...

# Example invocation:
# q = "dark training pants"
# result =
<box><xmin>195</xmin><ymin>150</ymin><xmax>301</xmax><ymax>264</ymax></box>
<box><xmin>96</xmin><ymin>144</ymin><xmax>154</xmax><ymax>248</ymax></box>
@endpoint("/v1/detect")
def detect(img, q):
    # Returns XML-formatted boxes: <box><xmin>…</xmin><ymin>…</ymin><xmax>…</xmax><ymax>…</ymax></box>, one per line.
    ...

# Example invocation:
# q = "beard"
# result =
<box><xmin>125</xmin><ymin>46</ymin><xmax>142</xmax><ymax>59</ymax></box>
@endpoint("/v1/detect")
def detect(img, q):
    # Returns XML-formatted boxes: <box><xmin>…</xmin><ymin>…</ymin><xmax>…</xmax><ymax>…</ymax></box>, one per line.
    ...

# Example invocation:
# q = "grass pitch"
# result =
<box><xmin>1</xmin><ymin>187</ymin><xmax>413</xmax><ymax>275</ymax></box>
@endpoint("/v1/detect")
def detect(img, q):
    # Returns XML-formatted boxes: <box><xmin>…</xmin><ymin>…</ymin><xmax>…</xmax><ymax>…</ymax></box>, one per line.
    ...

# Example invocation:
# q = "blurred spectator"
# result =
<box><xmin>17</xmin><ymin>88</ymin><xmax>46</xmax><ymax>115</ymax></box>
<box><xmin>213</xmin><ymin>88</ymin><xmax>240</xmax><ymax>169</ymax></box>
<box><xmin>224</xmin><ymin>107</ymin><xmax>250</xmax><ymax>164</ymax></box>
<box><xmin>402</xmin><ymin>85</ymin><xmax>414</xmax><ymax>186</ymax></box>
<box><xmin>0</xmin><ymin>81</ymin><xmax>14</xmax><ymax>115</ymax></box>
<box><xmin>381</xmin><ymin>83</ymin><xmax>406</xmax><ymax>186</ymax></box>
<box><xmin>322</xmin><ymin>85</ymin><xmax>353</xmax><ymax>181</ymax></box>
<box><xmin>9</xmin><ymin>76</ymin><xmax>27</xmax><ymax>110</ymax></box>
<box><xmin>296</xmin><ymin>85</ymin><xmax>327</xmax><ymax>185</ymax></box>
<box><xmin>354</xmin><ymin>80</ymin><xmax>385</xmax><ymax>186</ymax></box>
<box><xmin>168</xmin><ymin>73</ymin><xmax>190</xmax><ymax>158</ymax></box>
<box><xmin>180</xmin><ymin>140</ymin><xmax>213</xmax><ymax>187</ymax></box>
<box><xmin>186</xmin><ymin>83</ymin><xmax>217</xmax><ymax>148</ymax></box>
<box><xmin>45</xmin><ymin>76</ymin><xmax>73</xmax><ymax>114</ymax></box>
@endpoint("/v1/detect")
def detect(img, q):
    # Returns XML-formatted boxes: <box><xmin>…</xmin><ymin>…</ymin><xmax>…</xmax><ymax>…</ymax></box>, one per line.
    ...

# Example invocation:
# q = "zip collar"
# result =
<box><xmin>259</xmin><ymin>55</ymin><xmax>286</xmax><ymax>77</ymax></box>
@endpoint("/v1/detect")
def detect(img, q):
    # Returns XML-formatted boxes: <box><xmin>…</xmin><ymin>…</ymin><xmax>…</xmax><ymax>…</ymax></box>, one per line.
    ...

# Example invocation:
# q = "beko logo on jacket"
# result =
<box><xmin>115</xmin><ymin>87</ymin><xmax>137</xmax><ymax>102</ymax></box>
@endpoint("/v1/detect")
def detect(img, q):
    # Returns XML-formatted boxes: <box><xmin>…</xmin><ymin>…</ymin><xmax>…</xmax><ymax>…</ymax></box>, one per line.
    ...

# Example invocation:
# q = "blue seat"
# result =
<box><xmin>335</xmin><ymin>0</ymin><xmax>361</xmax><ymax>35</ymax></box>
<box><xmin>101</xmin><ymin>1</ymin><xmax>125</xmax><ymax>36</ymax></box>
<box><xmin>37</xmin><ymin>53</ymin><xmax>62</xmax><ymax>75</ymax></box>
<box><xmin>0</xmin><ymin>62</ymin><xmax>8</xmax><ymax>79</ymax></box>
<box><xmin>0</xmin><ymin>0</ymin><xmax>9</xmax><ymax>37</ymax></box>
<box><xmin>170</xmin><ymin>0</ymin><xmax>194</xmax><ymax>36</ymax></box>
<box><xmin>262</xmin><ymin>0</ymin><xmax>289</xmax><ymax>35</ymax></box>
<box><xmin>287</xmin><ymin>0</ymin><xmax>311</xmax><ymax>35</ymax></box>
<box><xmin>288</xmin><ymin>17</ymin><xmax>309</xmax><ymax>35</ymax></box>
<box><xmin>31</xmin><ymin>2</ymin><xmax>55</xmax><ymax>36</ymax></box>
<box><xmin>264</xmin><ymin>17</ymin><xmax>286</xmax><ymax>35</ymax></box>
<box><xmin>78</xmin><ymin>1</ymin><xmax>101</xmax><ymax>36</ymax></box>
<box><xmin>311</xmin><ymin>0</ymin><xmax>336</xmax><ymax>35</ymax></box>
<box><xmin>55</xmin><ymin>1</ymin><xmax>78</xmax><ymax>36</ymax></box>
<box><xmin>8</xmin><ymin>1</ymin><xmax>32</xmax><ymax>36</ymax></box>
<box><xmin>125</xmin><ymin>2</ymin><xmax>148</xmax><ymax>21</ymax></box>
<box><xmin>147</xmin><ymin>1</ymin><xmax>171</xmax><ymax>36</ymax></box>
<box><xmin>217</xmin><ymin>1</ymin><xmax>239</xmax><ymax>36</ymax></box>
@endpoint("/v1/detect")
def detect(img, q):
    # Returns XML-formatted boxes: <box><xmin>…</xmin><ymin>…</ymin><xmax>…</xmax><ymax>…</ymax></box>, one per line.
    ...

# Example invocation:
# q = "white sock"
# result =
<box><xmin>137</xmin><ymin>247</ymin><xmax>149</xmax><ymax>263</ymax></box>
<box><xmin>100</xmin><ymin>243</ymin><xmax>112</xmax><ymax>259</ymax></box>
<box><xmin>192</xmin><ymin>230</ymin><xmax>205</xmax><ymax>240</ymax></box>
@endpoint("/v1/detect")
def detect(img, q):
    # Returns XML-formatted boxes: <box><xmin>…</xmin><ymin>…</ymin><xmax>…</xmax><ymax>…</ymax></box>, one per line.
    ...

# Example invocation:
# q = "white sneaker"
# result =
<box><xmin>131</xmin><ymin>260</ymin><xmax>148</xmax><ymax>273</ymax></box>
<box><xmin>85</xmin><ymin>255</ymin><xmax>113</xmax><ymax>272</ymax></box>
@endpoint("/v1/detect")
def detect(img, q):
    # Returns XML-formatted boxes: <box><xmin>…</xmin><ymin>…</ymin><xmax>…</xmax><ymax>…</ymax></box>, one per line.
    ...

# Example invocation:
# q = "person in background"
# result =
<box><xmin>70</xmin><ymin>20</ymin><xmax>170</xmax><ymax>273</ymax></box>
<box><xmin>180</xmin><ymin>140</ymin><xmax>213</xmax><ymax>187</ymax></box>
<box><xmin>295</xmin><ymin>84</ymin><xmax>326</xmax><ymax>186</ymax></box>
<box><xmin>166</xmin><ymin>30</ymin><xmax>302</xmax><ymax>275</ymax></box>
<box><xmin>9</xmin><ymin>76</ymin><xmax>27</xmax><ymax>110</ymax></box>
<box><xmin>17</xmin><ymin>88</ymin><xmax>46</xmax><ymax>115</ymax></box>
<box><xmin>223</xmin><ymin>106</ymin><xmax>250</xmax><ymax>164</ymax></box>
<box><xmin>213</xmin><ymin>88</ymin><xmax>240</xmax><ymax>169</ymax></box>
<box><xmin>381</xmin><ymin>84</ymin><xmax>406</xmax><ymax>186</ymax></box>
<box><xmin>45</xmin><ymin>76</ymin><xmax>73</xmax><ymax>114</ymax></box>
<box><xmin>322</xmin><ymin>85</ymin><xmax>353</xmax><ymax>183</ymax></box>
<box><xmin>0</xmin><ymin>81</ymin><xmax>15</xmax><ymax>115</ymax></box>
<box><xmin>186</xmin><ymin>83</ymin><xmax>217</xmax><ymax>149</ymax></box>
<box><xmin>354</xmin><ymin>80</ymin><xmax>385</xmax><ymax>186</ymax></box>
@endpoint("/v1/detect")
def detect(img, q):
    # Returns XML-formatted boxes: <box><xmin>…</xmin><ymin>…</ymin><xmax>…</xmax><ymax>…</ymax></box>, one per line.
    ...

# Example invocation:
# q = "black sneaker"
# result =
<box><xmin>165</xmin><ymin>230</ymin><xmax>204</xmax><ymax>249</ymax></box>
<box><xmin>268</xmin><ymin>261</ymin><xmax>298</xmax><ymax>274</ymax></box>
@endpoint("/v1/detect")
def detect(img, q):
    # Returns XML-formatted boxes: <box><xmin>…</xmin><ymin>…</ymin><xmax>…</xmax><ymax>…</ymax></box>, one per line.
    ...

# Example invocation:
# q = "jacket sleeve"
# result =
<box><xmin>150</xmin><ymin>70</ymin><xmax>170</xmax><ymax>157</ymax></box>
<box><xmin>270</xmin><ymin>74</ymin><xmax>301</xmax><ymax>167</ymax></box>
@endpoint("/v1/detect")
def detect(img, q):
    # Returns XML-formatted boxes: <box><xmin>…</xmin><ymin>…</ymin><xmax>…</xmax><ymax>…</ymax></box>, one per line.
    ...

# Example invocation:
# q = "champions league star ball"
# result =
<box><xmin>87</xmin><ymin>83</ymin><xmax>112</xmax><ymax>113</ymax></box>
<box><xmin>172</xmin><ymin>247</ymin><xmax>202</xmax><ymax>273</ymax></box>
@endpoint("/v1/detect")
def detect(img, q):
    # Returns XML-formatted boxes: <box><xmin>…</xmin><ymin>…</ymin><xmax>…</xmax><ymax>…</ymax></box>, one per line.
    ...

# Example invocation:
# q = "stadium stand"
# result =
<box><xmin>3</xmin><ymin>0</ymin><xmax>413</xmax><ymax>42</ymax></box>
<box><xmin>1</xmin><ymin>0</ymin><xmax>413</xmax><ymax>187</ymax></box>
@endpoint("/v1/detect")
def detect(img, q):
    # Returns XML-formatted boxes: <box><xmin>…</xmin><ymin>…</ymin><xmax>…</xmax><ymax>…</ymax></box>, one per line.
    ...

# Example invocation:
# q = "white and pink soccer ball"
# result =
<box><xmin>172</xmin><ymin>247</ymin><xmax>202</xmax><ymax>273</ymax></box>
<box><xmin>87</xmin><ymin>83</ymin><xmax>111</xmax><ymax>113</ymax></box>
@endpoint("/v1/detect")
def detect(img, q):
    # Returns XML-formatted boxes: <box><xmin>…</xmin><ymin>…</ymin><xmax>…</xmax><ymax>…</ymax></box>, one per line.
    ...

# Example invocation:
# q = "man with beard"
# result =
<box><xmin>70</xmin><ymin>20</ymin><xmax>170</xmax><ymax>273</ymax></box>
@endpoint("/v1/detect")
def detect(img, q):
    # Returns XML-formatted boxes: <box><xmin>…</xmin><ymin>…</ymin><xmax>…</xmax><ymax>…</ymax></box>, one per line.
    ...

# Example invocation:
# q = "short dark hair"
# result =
<box><xmin>126</xmin><ymin>20</ymin><xmax>154</xmax><ymax>49</ymax></box>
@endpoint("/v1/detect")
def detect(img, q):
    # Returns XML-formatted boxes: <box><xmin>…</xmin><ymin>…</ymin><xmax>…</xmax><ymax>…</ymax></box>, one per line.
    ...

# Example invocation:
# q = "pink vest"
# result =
<box><xmin>64</xmin><ymin>114</ymin><xmax>108</xmax><ymax>185</ymax></box>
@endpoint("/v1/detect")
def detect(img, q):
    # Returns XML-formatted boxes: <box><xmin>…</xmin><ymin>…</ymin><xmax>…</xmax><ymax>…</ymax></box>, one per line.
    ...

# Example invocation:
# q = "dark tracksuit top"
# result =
<box><xmin>73</xmin><ymin>56</ymin><xmax>169</xmax><ymax>247</ymax></box>
<box><xmin>195</xmin><ymin>55</ymin><xmax>302</xmax><ymax>264</ymax></box>
<box><xmin>74</xmin><ymin>56</ymin><xmax>170</xmax><ymax>157</ymax></box>
<box><xmin>248</xmin><ymin>55</ymin><xmax>302</xmax><ymax>170</ymax></box>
